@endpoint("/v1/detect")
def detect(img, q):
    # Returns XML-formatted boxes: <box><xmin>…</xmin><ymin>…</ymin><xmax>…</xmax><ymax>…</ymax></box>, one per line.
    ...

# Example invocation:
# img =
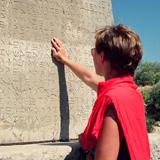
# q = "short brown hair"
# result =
<box><xmin>95</xmin><ymin>24</ymin><xmax>143</xmax><ymax>76</ymax></box>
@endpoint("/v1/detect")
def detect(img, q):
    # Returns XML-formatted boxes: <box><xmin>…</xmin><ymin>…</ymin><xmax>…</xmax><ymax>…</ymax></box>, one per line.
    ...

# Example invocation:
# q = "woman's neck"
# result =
<box><xmin>104</xmin><ymin>69</ymin><xmax>120</xmax><ymax>81</ymax></box>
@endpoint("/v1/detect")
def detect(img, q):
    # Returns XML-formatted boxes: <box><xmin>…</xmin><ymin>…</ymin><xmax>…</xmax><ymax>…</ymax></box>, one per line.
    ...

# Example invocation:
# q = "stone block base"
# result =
<box><xmin>0</xmin><ymin>134</ymin><xmax>160</xmax><ymax>160</ymax></box>
<box><xmin>0</xmin><ymin>141</ymin><xmax>85</xmax><ymax>160</ymax></box>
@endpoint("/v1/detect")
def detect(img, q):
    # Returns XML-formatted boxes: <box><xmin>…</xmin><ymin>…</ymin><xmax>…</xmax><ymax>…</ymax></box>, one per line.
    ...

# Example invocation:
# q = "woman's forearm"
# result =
<box><xmin>63</xmin><ymin>57</ymin><xmax>103</xmax><ymax>92</ymax></box>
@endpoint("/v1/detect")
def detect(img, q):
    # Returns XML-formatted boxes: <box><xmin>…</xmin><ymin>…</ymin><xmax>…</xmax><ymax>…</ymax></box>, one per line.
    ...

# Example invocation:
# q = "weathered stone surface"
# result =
<box><xmin>0</xmin><ymin>134</ymin><xmax>159</xmax><ymax>160</ymax></box>
<box><xmin>0</xmin><ymin>141</ymin><xmax>85</xmax><ymax>160</ymax></box>
<box><xmin>0</xmin><ymin>0</ymin><xmax>113</xmax><ymax>143</ymax></box>
<box><xmin>152</xmin><ymin>126</ymin><xmax>160</xmax><ymax>134</ymax></box>
<box><xmin>149</xmin><ymin>133</ymin><xmax>160</xmax><ymax>160</ymax></box>
<box><xmin>155</xmin><ymin>121</ymin><xmax>160</xmax><ymax>127</ymax></box>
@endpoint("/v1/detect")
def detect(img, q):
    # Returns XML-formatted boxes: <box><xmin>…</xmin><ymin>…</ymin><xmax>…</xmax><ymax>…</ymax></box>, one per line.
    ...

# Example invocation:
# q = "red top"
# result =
<box><xmin>81</xmin><ymin>75</ymin><xmax>150</xmax><ymax>160</ymax></box>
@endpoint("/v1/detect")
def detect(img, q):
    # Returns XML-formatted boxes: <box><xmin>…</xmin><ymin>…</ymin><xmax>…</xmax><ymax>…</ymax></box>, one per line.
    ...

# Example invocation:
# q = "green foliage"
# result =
<box><xmin>149</xmin><ymin>81</ymin><xmax>160</xmax><ymax>110</ymax></box>
<box><xmin>135</xmin><ymin>61</ymin><xmax>160</xmax><ymax>132</ymax></box>
<box><xmin>138</xmin><ymin>86</ymin><xmax>152</xmax><ymax>104</ymax></box>
<box><xmin>154</xmin><ymin>72</ymin><xmax>160</xmax><ymax>84</ymax></box>
<box><xmin>146</xmin><ymin>117</ymin><xmax>156</xmax><ymax>133</ymax></box>
<box><xmin>134</xmin><ymin>61</ymin><xmax>160</xmax><ymax>86</ymax></box>
<box><xmin>139</xmin><ymin>81</ymin><xmax>160</xmax><ymax>132</ymax></box>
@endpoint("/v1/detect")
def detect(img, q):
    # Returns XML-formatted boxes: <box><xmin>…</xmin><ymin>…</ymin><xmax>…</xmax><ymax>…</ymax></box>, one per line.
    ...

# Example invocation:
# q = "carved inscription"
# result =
<box><xmin>0</xmin><ymin>0</ymin><xmax>113</xmax><ymax>143</ymax></box>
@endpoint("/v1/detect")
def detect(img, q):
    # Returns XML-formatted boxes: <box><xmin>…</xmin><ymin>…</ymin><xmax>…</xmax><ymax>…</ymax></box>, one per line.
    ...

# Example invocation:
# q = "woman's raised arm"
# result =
<box><xmin>51</xmin><ymin>38</ymin><xmax>103</xmax><ymax>92</ymax></box>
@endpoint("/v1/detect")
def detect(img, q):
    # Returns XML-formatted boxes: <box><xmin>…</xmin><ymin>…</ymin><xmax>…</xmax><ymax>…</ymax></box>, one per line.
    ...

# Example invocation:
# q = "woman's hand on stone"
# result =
<box><xmin>51</xmin><ymin>38</ymin><xmax>67</xmax><ymax>63</ymax></box>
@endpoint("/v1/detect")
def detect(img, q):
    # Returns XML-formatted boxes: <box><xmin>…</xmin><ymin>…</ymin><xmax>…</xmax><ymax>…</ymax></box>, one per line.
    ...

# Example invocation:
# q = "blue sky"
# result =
<box><xmin>112</xmin><ymin>0</ymin><xmax>160</xmax><ymax>62</ymax></box>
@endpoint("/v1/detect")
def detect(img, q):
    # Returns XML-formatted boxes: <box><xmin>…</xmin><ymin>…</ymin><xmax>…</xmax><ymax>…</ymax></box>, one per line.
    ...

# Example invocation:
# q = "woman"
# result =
<box><xmin>51</xmin><ymin>24</ymin><xmax>150</xmax><ymax>160</ymax></box>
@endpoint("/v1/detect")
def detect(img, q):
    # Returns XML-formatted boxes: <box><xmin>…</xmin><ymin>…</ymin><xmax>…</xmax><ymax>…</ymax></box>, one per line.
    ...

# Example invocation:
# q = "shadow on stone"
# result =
<box><xmin>64</xmin><ymin>146</ymin><xmax>86</xmax><ymax>160</ymax></box>
<box><xmin>51</xmin><ymin>53</ymin><xmax>69</xmax><ymax>141</ymax></box>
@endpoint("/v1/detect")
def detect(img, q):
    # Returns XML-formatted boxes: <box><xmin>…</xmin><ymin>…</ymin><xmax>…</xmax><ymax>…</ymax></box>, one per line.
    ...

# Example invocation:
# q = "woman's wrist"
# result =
<box><xmin>62</xmin><ymin>57</ymin><xmax>73</xmax><ymax>66</ymax></box>
<box><xmin>59</xmin><ymin>56</ymin><xmax>68</xmax><ymax>64</ymax></box>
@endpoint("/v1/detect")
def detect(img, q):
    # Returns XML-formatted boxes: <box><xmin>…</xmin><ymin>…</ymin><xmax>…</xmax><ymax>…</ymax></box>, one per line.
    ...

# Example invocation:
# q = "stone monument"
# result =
<box><xmin>0</xmin><ymin>0</ymin><xmax>113</xmax><ymax>144</ymax></box>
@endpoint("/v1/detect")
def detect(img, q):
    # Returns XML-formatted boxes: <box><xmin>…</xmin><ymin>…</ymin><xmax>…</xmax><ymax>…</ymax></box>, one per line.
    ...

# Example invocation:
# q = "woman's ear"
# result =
<box><xmin>100</xmin><ymin>51</ymin><xmax>105</xmax><ymax>63</ymax></box>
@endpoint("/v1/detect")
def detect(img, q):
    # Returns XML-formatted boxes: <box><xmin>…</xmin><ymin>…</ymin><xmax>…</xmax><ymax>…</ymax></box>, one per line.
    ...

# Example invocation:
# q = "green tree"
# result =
<box><xmin>144</xmin><ymin>81</ymin><xmax>160</xmax><ymax>122</ymax></box>
<box><xmin>139</xmin><ymin>71</ymin><xmax>155</xmax><ymax>86</ymax></box>
<box><xmin>154</xmin><ymin>72</ymin><xmax>160</xmax><ymax>84</ymax></box>
<box><xmin>134</xmin><ymin>61</ymin><xmax>160</xmax><ymax>86</ymax></box>
<box><xmin>149</xmin><ymin>81</ymin><xmax>160</xmax><ymax>110</ymax></box>
<box><xmin>138</xmin><ymin>86</ymin><xmax>152</xmax><ymax>104</ymax></box>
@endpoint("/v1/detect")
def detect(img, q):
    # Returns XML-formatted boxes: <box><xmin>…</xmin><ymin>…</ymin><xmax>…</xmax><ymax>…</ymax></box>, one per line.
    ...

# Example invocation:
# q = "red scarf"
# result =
<box><xmin>81</xmin><ymin>75</ymin><xmax>150</xmax><ymax>160</ymax></box>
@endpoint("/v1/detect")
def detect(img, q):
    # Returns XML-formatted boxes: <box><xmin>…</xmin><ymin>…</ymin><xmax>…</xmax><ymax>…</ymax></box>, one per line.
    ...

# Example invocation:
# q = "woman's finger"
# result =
<box><xmin>51</xmin><ymin>48</ymin><xmax>61</xmax><ymax>62</ymax></box>
<box><xmin>51</xmin><ymin>48</ymin><xmax>57</xmax><ymax>56</ymax></box>
<box><xmin>51</xmin><ymin>39</ymin><xmax>60</xmax><ymax>51</ymax></box>
<box><xmin>54</xmin><ymin>38</ymin><xmax>63</xmax><ymax>46</ymax></box>
<box><xmin>53</xmin><ymin>38</ymin><xmax>61</xmax><ymax>48</ymax></box>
